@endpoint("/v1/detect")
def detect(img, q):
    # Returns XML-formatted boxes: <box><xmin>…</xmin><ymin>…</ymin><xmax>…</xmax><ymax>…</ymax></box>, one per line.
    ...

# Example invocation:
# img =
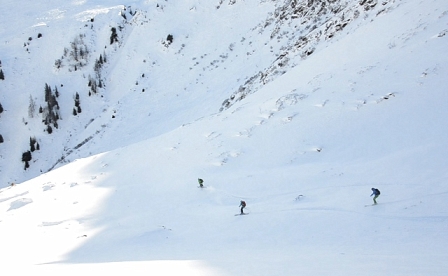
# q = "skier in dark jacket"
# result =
<box><xmin>239</xmin><ymin>200</ymin><xmax>246</xmax><ymax>214</ymax></box>
<box><xmin>198</xmin><ymin>178</ymin><xmax>204</xmax><ymax>188</ymax></box>
<box><xmin>371</xmin><ymin>188</ymin><xmax>380</xmax><ymax>204</ymax></box>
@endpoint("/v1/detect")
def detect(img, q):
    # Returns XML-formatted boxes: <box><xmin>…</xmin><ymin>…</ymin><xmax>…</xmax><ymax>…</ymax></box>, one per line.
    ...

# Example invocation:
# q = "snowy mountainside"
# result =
<box><xmin>0</xmin><ymin>0</ymin><xmax>401</xmax><ymax>186</ymax></box>
<box><xmin>0</xmin><ymin>0</ymin><xmax>277</xmax><ymax>186</ymax></box>
<box><xmin>220</xmin><ymin>0</ymin><xmax>398</xmax><ymax>110</ymax></box>
<box><xmin>0</xmin><ymin>0</ymin><xmax>448</xmax><ymax>275</ymax></box>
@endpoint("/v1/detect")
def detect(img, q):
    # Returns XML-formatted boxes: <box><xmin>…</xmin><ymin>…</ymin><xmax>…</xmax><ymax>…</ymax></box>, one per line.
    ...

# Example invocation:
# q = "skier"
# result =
<box><xmin>370</xmin><ymin>188</ymin><xmax>381</xmax><ymax>204</ymax></box>
<box><xmin>239</xmin><ymin>200</ymin><xmax>246</xmax><ymax>214</ymax></box>
<box><xmin>198</xmin><ymin>178</ymin><xmax>204</xmax><ymax>188</ymax></box>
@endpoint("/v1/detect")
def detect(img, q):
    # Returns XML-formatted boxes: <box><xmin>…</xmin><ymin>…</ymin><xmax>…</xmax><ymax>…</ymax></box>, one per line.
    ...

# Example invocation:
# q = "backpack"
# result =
<box><xmin>375</xmin><ymin>189</ymin><xmax>380</xmax><ymax>195</ymax></box>
<box><xmin>241</xmin><ymin>201</ymin><xmax>246</xmax><ymax>207</ymax></box>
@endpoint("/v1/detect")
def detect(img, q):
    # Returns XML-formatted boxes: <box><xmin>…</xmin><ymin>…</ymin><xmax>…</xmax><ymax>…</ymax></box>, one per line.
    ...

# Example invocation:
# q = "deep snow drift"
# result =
<box><xmin>1</xmin><ymin>0</ymin><xmax>448</xmax><ymax>275</ymax></box>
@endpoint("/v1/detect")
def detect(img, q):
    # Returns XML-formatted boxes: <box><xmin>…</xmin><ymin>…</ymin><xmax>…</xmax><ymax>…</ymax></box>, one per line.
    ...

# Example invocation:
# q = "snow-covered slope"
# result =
<box><xmin>0</xmin><ymin>0</ymin><xmax>281</xmax><ymax>185</ymax></box>
<box><xmin>1</xmin><ymin>0</ymin><xmax>405</xmax><ymax>186</ymax></box>
<box><xmin>1</xmin><ymin>0</ymin><xmax>448</xmax><ymax>275</ymax></box>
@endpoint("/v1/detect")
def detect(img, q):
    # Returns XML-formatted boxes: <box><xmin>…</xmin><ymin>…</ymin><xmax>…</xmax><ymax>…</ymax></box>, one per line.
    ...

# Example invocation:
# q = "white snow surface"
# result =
<box><xmin>1</xmin><ymin>0</ymin><xmax>448</xmax><ymax>275</ymax></box>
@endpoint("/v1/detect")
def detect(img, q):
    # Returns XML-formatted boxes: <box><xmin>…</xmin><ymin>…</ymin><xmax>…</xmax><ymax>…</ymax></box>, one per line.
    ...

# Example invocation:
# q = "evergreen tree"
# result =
<box><xmin>42</xmin><ymin>83</ymin><xmax>60</xmax><ymax>131</ymax></box>
<box><xmin>30</xmin><ymin>137</ymin><xmax>37</xmax><ymax>152</ymax></box>
<box><xmin>94</xmin><ymin>58</ymin><xmax>102</xmax><ymax>78</ymax></box>
<box><xmin>71</xmin><ymin>40</ymin><xmax>79</xmax><ymax>62</ymax></box>
<box><xmin>28</xmin><ymin>95</ymin><xmax>36</xmax><ymax>118</ymax></box>
<box><xmin>79</xmin><ymin>47</ymin><xmax>85</xmax><ymax>60</ymax></box>
<box><xmin>44</xmin><ymin>83</ymin><xmax>52</xmax><ymax>102</ymax></box>
<box><xmin>74</xmin><ymin>92</ymin><xmax>81</xmax><ymax>114</ymax></box>
<box><xmin>0</xmin><ymin>134</ymin><xmax>4</xmax><ymax>143</ymax></box>
<box><xmin>22</xmin><ymin>151</ymin><xmax>32</xmax><ymax>170</ymax></box>
<box><xmin>88</xmin><ymin>75</ymin><xmax>98</xmax><ymax>95</ymax></box>
<box><xmin>0</xmin><ymin>69</ymin><xmax>4</xmax><ymax>80</ymax></box>
<box><xmin>166</xmin><ymin>34</ymin><xmax>174</xmax><ymax>44</ymax></box>
<box><xmin>30</xmin><ymin>138</ymin><xmax>35</xmax><ymax>152</ymax></box>
<box><xmin>110</xmin><ymin>27</ymin><xmax>118</xmax><ymax>44</ymax></box>
<box><xmin>74</xmin><ymin>92</ymin><xmax>80</xmax><ymax>106</ymax></box>
<box><xmin>0</xmin><ymin>102</ymin><xmax>3</xmax><ymax>114</ymax></box>
<box><xmin>54</xmin><ymin>59</ymin><xmax>62</xmax><ymax>69</ymax></box>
